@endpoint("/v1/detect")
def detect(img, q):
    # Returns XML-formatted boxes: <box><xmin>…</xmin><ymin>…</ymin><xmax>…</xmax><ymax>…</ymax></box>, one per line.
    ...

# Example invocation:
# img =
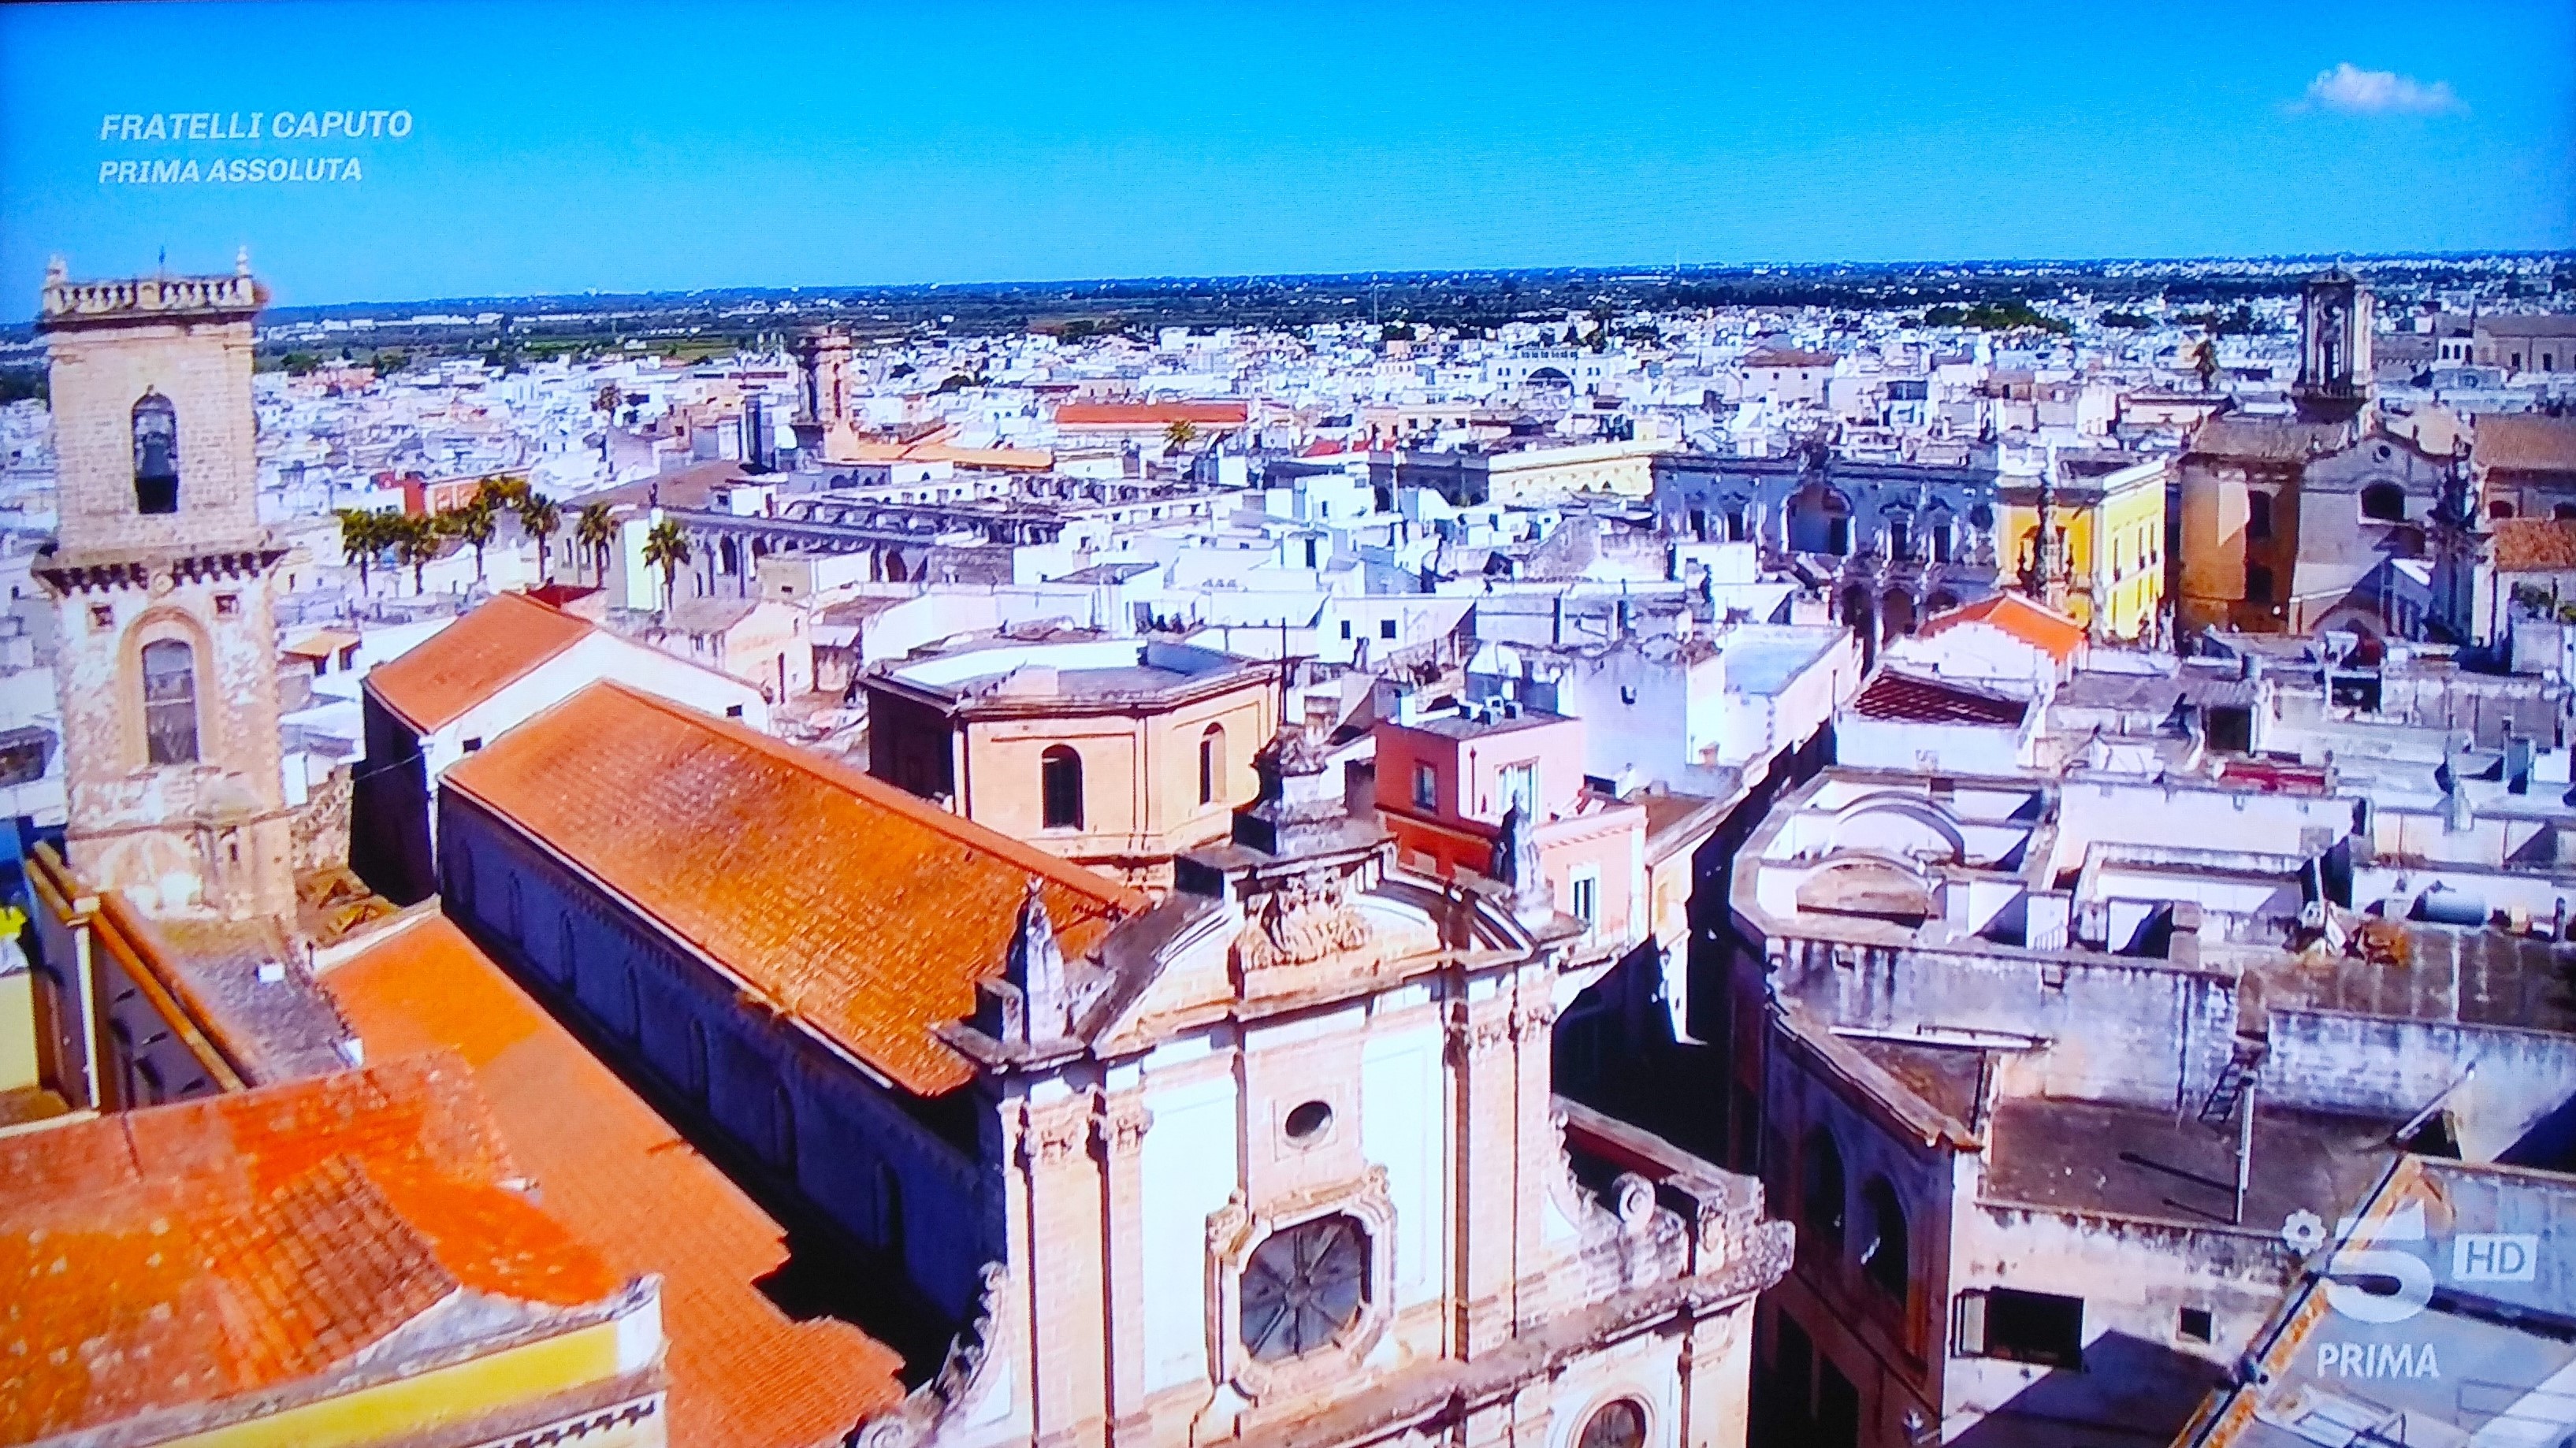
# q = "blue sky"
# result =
<box><xmin>2</xmin><ymin>1</ymin><xmax>2570</xmax><ymax>309</ymax></box>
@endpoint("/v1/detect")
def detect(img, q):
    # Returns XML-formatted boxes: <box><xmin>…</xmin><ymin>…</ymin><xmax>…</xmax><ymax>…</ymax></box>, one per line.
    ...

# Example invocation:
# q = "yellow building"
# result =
<box><xmin>1997</xmin><ymin>456</ymin><xmax>2169</xmax><ymax>640</ymax></box>
<box><xmin>0</xmin><ymin>1056</ymin><xmax>667</xmax><ymax>1448</ymax></box>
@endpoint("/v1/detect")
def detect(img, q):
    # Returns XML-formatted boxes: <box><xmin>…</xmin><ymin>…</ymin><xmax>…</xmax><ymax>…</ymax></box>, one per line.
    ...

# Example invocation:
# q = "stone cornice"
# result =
<box><xmin>37</xmin><ymin>547</ymin><xmax>288</xmax><ymax>594</ymax></box>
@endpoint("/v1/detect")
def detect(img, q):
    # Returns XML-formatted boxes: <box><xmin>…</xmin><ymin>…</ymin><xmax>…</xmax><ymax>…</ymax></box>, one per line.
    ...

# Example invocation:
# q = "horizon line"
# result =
<box><xmin>10</xmin><ymin>247</ymin><xmax>2568</xmax><ymax>324</ymax></box>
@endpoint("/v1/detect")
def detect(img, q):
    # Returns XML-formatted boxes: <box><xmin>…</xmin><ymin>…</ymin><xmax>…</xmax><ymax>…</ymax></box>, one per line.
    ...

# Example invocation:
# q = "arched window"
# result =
<box><xmin>684</xmin><ymin>1018</ymin><xmax>709</xmax><ymax>1101</ymax></box>
<box><xmin>1860</xmin><ymin>1178</ymin><xmax>1909</xmax><ymax>1301</ymax></box>
<box><xmin>139</xmin><ymin>639</ymin><xmax>199</xmax><ymax>765</ymax></box>
<box><xmin>876</xmin><ymin>1160</ymin><xmax>905</xmax><ymax>1260</ymax></box>
<box><xmin>2247</xmin><ymin>491</ymin><xmax>2273</xmax><ymax>540</ymax></box>
<box><xmin>1800</xmin><ymin>1129</ymin><xmax>1846</xmax><ymax>1257</ymax></box>
<box><xmin>769</xmin><ymin>1082</ymin><xmax>797</xmax><ymax>1172</ymax></box>
<box><xmin>2361</xmin><ymin>483</ymin><xmax>2406</xmax><ymax>522</ymax></box>
<box><xmin>1041</xmin><ymin>744</ymin><xmax>1084</xmax><ymax>830</ymax></box>
<box><xmin>2492</xmin><ymin>499</ymin><xmax>2518</xmax><ymax>520</ymax></box>
<box><xmin>1241</xmin><ymin>1214</ymin><xmax>1368</xmax><ymax>1361</ymax></box>
<box><xmin>1199</xmin><ymin>723</ymin><xmax>1225</xmax><ymax>807</ymax></box>
<box><xmin>1577</xmin><ymin>1400</ymin><xmax>1649</xmax><ymax>1448</ymax></box>
<box><xmin>132</xmin><ymin>392</ymin><xmax>179</xmax><ymax>514</ymax></box>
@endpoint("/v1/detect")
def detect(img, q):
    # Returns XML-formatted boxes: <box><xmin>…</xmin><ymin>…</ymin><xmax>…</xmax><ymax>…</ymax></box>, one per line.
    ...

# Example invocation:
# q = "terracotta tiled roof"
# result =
<box><xmin>2475</xmin><ymin>414</ymin><xmax>2576</xmax><ymax>475</ymax></box>
<box><xmin>1847</xmin><ymin>670</ymin><xmax>2031</xmax><ymax>726</ymax></box>
<box><xmin>0</xmin><ymin>1056</ymin><xmax>622</xmax><ymax>1444</ymax></box>
<box><xmin>2187</xmin><ymin>417</ymin><xmax>2350</xmax><ymax>463</ymax></box>
<box><xmin>2489</xmin><ymin>518</ymin><xmax>2576</xmax><ymax>574</ymax></box>
<box><xmin>366</xmin><ymin>593</ymin><xmax>595</xmax><ymax>733</ymax></box>
<box><xmin>1055</xmin><ymin>400</ymin><xmax>1249</xmax><ymax>427</ymax></box>
<box><xmin>325</xmin><ymin>915</ymin><xmax>908</xmax><ymax>1446</ymax></box>
<box><xmin>1917</xmin><ymin>592</ymin><xmax>2088</xmax><ymax>665</ymax></box>
<box><xmin>441</xmin><ymin>682</ymin><xmax>1145</xmax><ymax>1094</ymax></box>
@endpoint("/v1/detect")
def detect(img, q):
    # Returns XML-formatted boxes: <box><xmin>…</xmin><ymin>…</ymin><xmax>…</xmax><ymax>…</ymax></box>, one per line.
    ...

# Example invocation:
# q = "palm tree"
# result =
<box><xmin>574</xmin><ymin>502</ymin><xmax>617</xmax><ymax>583</ymax></box>
<box><xmin>392</xmin><ymin>514</ymin><xmax>444</xmax><ymax>594</ymax></box>
<box><xmin>444</xmin><ymin>501</ymin><xmax>500</xmax><ymax>585</ymax></box>
<box><xmin>2190</xmin><ymin>337</ymin><xmax>2218</xmax><ymax>392</ymax></box>
<box><xmin>335</xmin><ymin>508</ymin><xmax>388</xmax><ymax>596</ymax></box>
<box><xmin>1163</xmin><ymin>418</ymin><xmax>1199</xmax><ymax>451</ymax></box>
<box><xmin>641</xmin><ymin>518</ymin><xmax>691</xmax><ymax>612</ymax></box>
<box><xmin>474</xmin><ymin>474</ymin><xmax>530</xmax><ymax>511</ymax></box>
<box><xmin>518</xmin><ymin>492</ymin><xmax>563</xmax><ymax>581</ymax></box>
<box><xmin>596</xmin><ymin>383</ymin><xmax>621</xmax><ymax>418</ymax></box>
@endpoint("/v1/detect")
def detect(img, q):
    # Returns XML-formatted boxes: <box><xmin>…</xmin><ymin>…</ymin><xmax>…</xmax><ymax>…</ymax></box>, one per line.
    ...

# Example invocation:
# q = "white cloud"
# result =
<box><xmin>2293</xmin><ymin>62</ymin><xmax>2466</xmax><ymax>116</ymax></box>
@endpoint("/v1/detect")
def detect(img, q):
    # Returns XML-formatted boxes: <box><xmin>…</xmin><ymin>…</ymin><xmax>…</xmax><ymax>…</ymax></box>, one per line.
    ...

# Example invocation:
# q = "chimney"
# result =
<box><xmin>2507</xmin><ymin>729</ymin><xmax>2533</xmax><ymax>795</ymax></box>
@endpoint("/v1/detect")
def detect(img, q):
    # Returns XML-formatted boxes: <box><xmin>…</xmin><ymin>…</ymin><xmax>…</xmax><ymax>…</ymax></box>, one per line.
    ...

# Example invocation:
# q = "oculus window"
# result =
<box><xmin>1241</xmin><ymin>1214</ymin><xmax>1367</xmax><ymax>1361</ymax></box>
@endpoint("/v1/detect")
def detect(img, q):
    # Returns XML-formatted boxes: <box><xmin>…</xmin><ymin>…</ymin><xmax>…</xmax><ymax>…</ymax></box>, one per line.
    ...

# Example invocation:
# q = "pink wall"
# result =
<box><xmin>1373</xmin><ymin>713</ymin><xmax>1588</xmax><ymax>826</ymax></box>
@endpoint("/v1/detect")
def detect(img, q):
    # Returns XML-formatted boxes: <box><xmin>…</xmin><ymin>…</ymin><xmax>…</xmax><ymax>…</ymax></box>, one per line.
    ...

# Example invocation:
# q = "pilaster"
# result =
<box><xmin>1017</xmin><ymin>1092</ymin><xmax>1109</xmax><ymax>1448</ymax></box>
<box><xmin>1096</xmin><ymin>1092</ymin><xmax>1154</xmax><ymax>1446</ymax></box>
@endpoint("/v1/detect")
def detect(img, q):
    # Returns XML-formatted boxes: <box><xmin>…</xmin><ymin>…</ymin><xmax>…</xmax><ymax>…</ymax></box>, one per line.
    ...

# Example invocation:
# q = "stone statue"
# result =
<box><xmin>1492</xmin><ymin>804</ymin><xmax>1552</xmax><ymax>925</ymax></box>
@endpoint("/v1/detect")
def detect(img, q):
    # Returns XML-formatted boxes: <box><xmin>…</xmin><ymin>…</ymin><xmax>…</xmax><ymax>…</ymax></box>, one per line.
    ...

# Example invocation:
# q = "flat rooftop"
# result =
<box><xmin>1983</xmin><ymin>1096</ymin><xmax>2401</xmax><ymax>1236</ymax></box>
<box><xmin>1720</xmin><ymin>626</ymin><xmax>1843</xmax><ymax>698</ymax></box>
<box><xmin>880</xmin><ymin>636</ymin><xmax>1264</xmax><ymax>707</ymax></box>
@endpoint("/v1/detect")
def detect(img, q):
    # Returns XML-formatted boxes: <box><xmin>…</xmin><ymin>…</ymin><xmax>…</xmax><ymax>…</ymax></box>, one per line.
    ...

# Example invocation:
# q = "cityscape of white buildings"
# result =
<box><xmin>4</xmin><ymin>259</ymin><xmax>2576</xmax><ymax>1448</ymax></box>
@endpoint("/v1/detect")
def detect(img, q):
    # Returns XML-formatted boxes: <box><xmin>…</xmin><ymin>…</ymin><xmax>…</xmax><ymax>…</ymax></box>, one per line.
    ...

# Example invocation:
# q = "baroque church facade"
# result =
<box><xmin>434</xmin><ymin>677</ymin><xmax>1791</xmax><ymax>1448</ymax></box>
<box><xmin>2174</xmin><ymin>269</ymin><xmax>2464</xmax><ymax>640</ymax></box>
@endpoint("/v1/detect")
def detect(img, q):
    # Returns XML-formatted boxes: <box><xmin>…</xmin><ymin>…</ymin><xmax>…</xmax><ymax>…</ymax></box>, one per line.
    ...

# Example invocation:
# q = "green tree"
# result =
<box><xmin>281</xmin><ymin>350</ymin><xmax>322</xmax><ymax>376</ymax></box>
<box><xmin>442</xmin><ymin>501</ymin><xmax>500</xmax><ymax>585</ymax></box>
<box><xmin>518</xmin><ymin>492</ymin><xmax>563</xmax><ymax>581</ymax></box>
<box><xmin>595</xmin><ymin>383</ymin><xmax>622</xmax><ymax>418</ymax></box>
<box><xmin>641</xmin><ymin>517</ymin><xmax>691</xmax><ymax>612</ymax></box>
<box><xmin>392</xmin><ymin>514</ymin><xmax>444</xmax><ymax>594</ymax></box>
<box><xmin>335</xmin><ymin>508</ymin><xmax>390</xmax><ymax>596</ymax></box>
<box><xmin>574</xmin><ymin>502</ymin><xmax>617</xmax><ymax>582</ymax></box>
<box><xmin>1164</xmin><ymin>418</ymin><xmax>1199</xmax><ymax>451</ymax></box>
<box><xmin>374</xmin><ymin>349</ymin><xmax>408</xmax><ymax>375</ymax></box>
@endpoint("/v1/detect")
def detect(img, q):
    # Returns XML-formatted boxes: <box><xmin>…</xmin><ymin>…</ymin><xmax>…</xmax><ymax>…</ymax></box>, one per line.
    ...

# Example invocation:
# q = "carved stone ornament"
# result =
<box><xmin>1095</xmin><ymin>1097</ymin><xmax>1153</xmax><ymax>1157</ymax></box>
<box><xmin>1232</xmin><ymin>867</ymin><xmax>1373</xmax><ymax>975</ymax></box>
<box><xmin>1203</xmin><ymin>1166</ymin><xmax>1397</xmax><ymax>1405</ymax></box>
<box><xmin>847</xmin><ymin>1262</ymin><xmax>1013</xmax><ymax>1448</ymax></box>
<box><xmin>1014</xmin><ymin>1097</ymin><xmax>1093</xmax><ymax>1169</ymax></box>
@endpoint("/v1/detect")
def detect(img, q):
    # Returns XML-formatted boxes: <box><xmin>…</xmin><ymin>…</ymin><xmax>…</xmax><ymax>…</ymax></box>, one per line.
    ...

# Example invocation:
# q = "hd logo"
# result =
<box><xmin>2282</xmin><ymin>1204</ymin><xmax>2546</xmax><ymax>1325</ymax></box>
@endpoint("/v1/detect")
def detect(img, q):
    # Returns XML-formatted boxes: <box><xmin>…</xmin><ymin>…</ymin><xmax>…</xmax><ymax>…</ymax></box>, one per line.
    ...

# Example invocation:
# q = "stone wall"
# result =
<box><xmin>292</xmin><ymin>763</ymin><xmax>351</xmax><ymax>873</ymax></box>
<box><xmin>2263</xmin><ymin>1007</ymin><xmax>2576</xmax><ymax>1159</ymax></box>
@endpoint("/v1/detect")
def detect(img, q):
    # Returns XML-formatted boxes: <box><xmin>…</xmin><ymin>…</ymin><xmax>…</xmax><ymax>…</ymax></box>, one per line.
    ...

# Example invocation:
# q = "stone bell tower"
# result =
<box><xmin>2293</xmin><ymin>267</ymin><xmax>2374</xmax><ymax>427</ymax></box>
<box><xmin>34</xmin><ymin>253</ymin><xmax>296</xmax><ymax>922</ymax></box>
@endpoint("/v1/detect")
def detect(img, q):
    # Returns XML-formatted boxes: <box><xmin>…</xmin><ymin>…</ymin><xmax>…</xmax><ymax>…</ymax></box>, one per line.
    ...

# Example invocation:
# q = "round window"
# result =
<box><xmin>1284</xmin><ymin>1099</ymin><xmax>1333</xmax><ymax>1143</ymax></box>
<box><xmin>1240</xmin><ymin>1214</ymin><xmax>1366</xmax><ymax>1361</ymax></box>
<box><xmin>1578</xmin><ymin>1398</ymin><xmax>1648</xmax><ymax>1448</ymax></box>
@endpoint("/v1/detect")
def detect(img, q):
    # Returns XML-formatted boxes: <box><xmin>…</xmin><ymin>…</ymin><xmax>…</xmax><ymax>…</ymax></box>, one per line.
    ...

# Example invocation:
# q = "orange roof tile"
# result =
<box><xmin>1055</xmin><ymin>400</ymin><xmax>1249</xmax><ymax>427</ymax></box>
<box><xmin>2489</xmin><ymin>517</ymin><xmax>2576</xmax><ymax>574</ymax></box>
<box><xmin>2475</xmin><ymin>413</ymin><xmax>2576</xmax><ymax>475</ymax></box>
<box><xmin>442</xmin><ymin>682</ymin><xmax>1144</xmax><ymax>1096</ymax></box>
<box><xmin>1917</xmin><ymin>592</ymin><xmax>2087</xmax><ymax>664</ymax></box>
<box><xmin>0</xmin><ymin>1057</ymin><xmax>623</xmax><ymax>1444</ymax></box>
<box><xmin>325</xmin><ymin>915</ymin><xmax>909</xmax><ymax>1446</ymax></box>
<box><xmin>366</xmin><ymin>592</ymin><xmax>596</xmax><ymax>733</ymax></box>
